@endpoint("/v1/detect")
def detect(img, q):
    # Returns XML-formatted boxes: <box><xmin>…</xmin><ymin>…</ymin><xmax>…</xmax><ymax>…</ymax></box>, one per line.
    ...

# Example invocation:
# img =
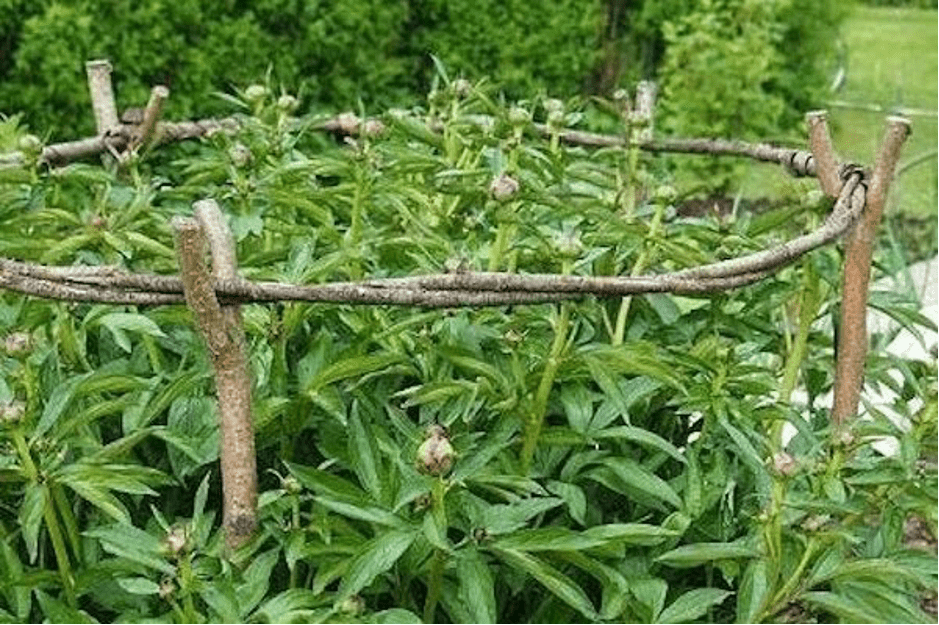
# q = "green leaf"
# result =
<box><xmin>481</xmin><ymin>497</ymin><xmax>564</xmax><ymax>535</ymax></box>
<box><xmin>630</xmin><ymin>577</ymin><xmax>667</xmax><ymax>623</ymax></box>
<box><xmin>348</xmin><ymin>401</ymin><xmax>383</xmax><ymax>501</ymax></box>
<box><xmin>491</xmin><ymin>547</ymin><xmax>598</xmax><ymax>620</ymax></box>
<box><xmin>594</xmin><ymin>426</ymin><xmax>686</xmax><ymax>463</ymax></box>
<box><xmin>656</xmin><ymin>541</ymin><xmax>758</xmax><ymax>568</ymax></box>
<box><xmin>306</xmin><ymin>353</ymin><xmax>407</xmax><ymax>392</ymax></box>
<box><xmin>251</xmin><ymin>588</ymin><xmax>323</xmax><ymax>623</ymax></box>
<box><xmin>372</xmin><ymin>608</ymin><xmax>423</xmax><ymax>623</ymax></box>
<box><xmin>315</xmin><ymin>497</ymin><xmax>406</xmax><ymax>528</ymax></box>
<box><xmin>116</xmin><ymin>577</ymin><xmax>160</xmax><ymax>595</ymax></box>
<box><xmin>658</xmin><ymin>587</ymin><xmax>732</xmax><ymax>623</ymax></box>
<box><xmin>546</xmin><ymin>480</ymin><xmax>586</xmax><ymax>525</ymax></box>
<box><xmin>736</xmin><ymin>558</ymin><xmax>771</xmax><ymax>623</ymax></box>
<box><xmin>237</xmin><ymin>549</ymin><xmax>280</xmax><ymax>616</ymax></box>
<box><xmin>336</xmin><ymin>528</ymin><xmax>417</xmax><ymax>602</ymax></box>
<box><xmin>582</xmin><ymin>523</ymin><xmax>678</xmax><ymax>546</ymax></box>
<box><xmin>457</xmin><ymin>548</ymin><xmax>497</xmax><ymax>624</ymax></box>
<box><xmin>801</xmin><ymin>591</ymin><xmax>879</xmax><ymax>623</ymax></box>
<box><xmin>94</xmin><ymin>312</ymin><xmax>166</xmax><ymax>353</ymax></box>
<box><xmin>84</xmin><ymin>525</ymin><xmax>174</xmax><ymax>575</ymax></box>
<box><xmin>492</xmin><ymin>527</ymin><xmax>606</xmax><ymax>552</ymax></box>
<box><xmin>35</xmin><ymin>590</ymin><xmax>97</xmax><ymax>623</ymax></box>
<box><xmin>19</xmin><ymin>483</ymin><xmax>44</xmax><ymax>564</ymax></box>
<box><xmin>590</xmin><ymin>457</ymin><xmax>682</xmax><ymax>509</ymax></box>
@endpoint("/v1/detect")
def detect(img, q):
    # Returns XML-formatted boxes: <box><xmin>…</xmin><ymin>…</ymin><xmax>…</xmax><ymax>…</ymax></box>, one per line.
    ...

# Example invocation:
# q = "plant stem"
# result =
<box><xmin>488</xmin><ymin>221</ymin><xmax>515</xmax><ymax>272</ymax></box>
<box><xmin>11</xmin><ymin>428</ymin><xmax>77</xmax><ymax>606</ymax></box>
<box><xmin>423</xmin><ymin>479</ymin><xmax>448</xmax><ymax>622</ymax></box>
<box><xmin>521</xmin><ymin>301</ymin><xmax>571</xmax><ymax>472</ymax></box>
<box><xmin>612</xmin><ymin>199</ymin><xmax>664</xmax><ymax>346</ymax></box>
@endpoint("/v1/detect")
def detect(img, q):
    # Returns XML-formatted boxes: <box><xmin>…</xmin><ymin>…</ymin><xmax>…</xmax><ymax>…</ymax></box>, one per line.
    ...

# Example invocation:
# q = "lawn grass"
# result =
<box><xmin>830</xmin><ymin>6</ymin><xmax>937</xmax><ymax>220</ymax></box>
<box><xmin>738</xmin><ymin>5</ymin><xmax>936</xmax><ymax>227</ymax></box>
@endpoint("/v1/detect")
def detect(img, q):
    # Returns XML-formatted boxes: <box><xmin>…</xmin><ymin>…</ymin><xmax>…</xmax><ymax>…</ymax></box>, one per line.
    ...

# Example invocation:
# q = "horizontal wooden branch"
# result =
<box><xmin>0</xmin><ymin>169</ymin><xmax>867</xmax><ymax>308</ymax></box>
<box><xmin>0</xmin><ymin>109</ymin><xmax>823</xmax><ymax>178</ymax></box>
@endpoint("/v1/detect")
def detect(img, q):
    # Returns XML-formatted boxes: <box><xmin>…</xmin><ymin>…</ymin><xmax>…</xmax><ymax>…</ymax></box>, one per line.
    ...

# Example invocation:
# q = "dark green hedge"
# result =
<box><xmin>0</xmin><ymin>0</ymin><xmax>848</xmax><ymax>144</ymax></box>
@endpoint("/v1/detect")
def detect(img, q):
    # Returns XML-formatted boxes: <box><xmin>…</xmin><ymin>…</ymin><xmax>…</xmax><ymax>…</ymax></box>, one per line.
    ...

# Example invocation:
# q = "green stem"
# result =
<box><xmin>612</xmin><ymin>200</ymin><xmax>665</xmax><ymax>346</ymax></box>
<box><xmin>423</xmin><ymin>479</ymin><xmax>448</xmax><ymax>623</ymax></box>
<box><xmin>488</xmin><ymin>221</ymin><xmax>515</xmax><ymax>272</ymax></box>
<box><xmin>177</xmin><ymin>555</ymin><xmax>198</xmax><ymax>623</ymax></box>
<box><xmin>13</xmin><ymin>428</ymin><xmax>76</xmax><ymax>606</ymax></box>
<box><xmin>43</xmin><ymin>485</ymin><xmax>77</xmax><ymax>607</ymax></box>
<box><xmin>762</xmin><ymin>538</ymin><xmax>818</xmax><ymax>620</ymax></box>
<box><xmin>51</xmin><ymin>484</ymin><xmax>83</xmax><ymax>566</ymax></box>
<box><xmin>521</xmin><ymin>302</ymin><xmax>571</xmax><ymax>472</ymax></box>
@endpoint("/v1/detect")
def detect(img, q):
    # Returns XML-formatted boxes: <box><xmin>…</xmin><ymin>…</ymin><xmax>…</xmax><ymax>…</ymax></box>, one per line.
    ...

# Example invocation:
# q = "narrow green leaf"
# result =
<box><xmin>19</xmin><ymin>483</ymin><xmax>44</xmax><ymax>564</ymax></box>
<box><xmin>491</xmin><ymin>547</ymin><xmax>598</xmax><ymax>620</ymax></box>
<box><xmin>336</xmin><ymin>529</ymin><xmax>417</xmax><ymax>602</ymax></box>
<box><xmin>594</xmin><ymin>426</ymin><xmax>686</xmax><ymax>463</ymax></box>
<box><xmin>116</xmin><ymin>577</ymin><xmax>160</xmax><ymax>595</ymax></box>
<box><xmin>736</xmin><ymin>558</ymin><xmax>770</xmax><ymax>623</ymax></box>
<box><xmin>315</xmin><ymin>496</ymin><xmax>405</xmax><ymax>528</ymax></box>
<box><xmin>35</xmin><ymin>590</ymin><xmax>97</xmax><ymax>623</ymax></box>
<box><xmin>801</xmin><ymin>591</ymin><xmax>879</xmax><ymax>623</ymax></box>
<box><xmin>492</xmin><ymin>527</ymin><xmax>606</xmax><ymax>552</ymax></box>
<box><xmin>348</xmin><ymin>401</ymin><xmax>383</xmax><ymax>501</ymax></box>
<box><xmin>546</xmin><ymin>480</ymin><xmax>586</xmax><ymax>525</ymax></box>
<box><xmin>457</xmin><ymin>548</ymin><xmax>497</xmax><ymax>624</ymax></box>
<box><xmin>582</xmin><ymin>523</ymin><xmax>678</xmax><ymax>546</ymax></box>
<box><xmin>657</xmin><ymin>541</ymin><xmax>758</xmax><ymax>568</ymax></box>
<box><xmin>307</xmin><ymin>353</ymin><xmax>406</xmax><ymax>392</ymax></box>
<box><xmin>237</xmin><ymin>549</ymin><xmax>280</xmax><ymax>616</ymax></box>
<box><xmin>596</xmin><ymin>457</ymin><xmax>682</xmax><ymax>508</ymax></box>
<box><xmin>658</xmin><ymin>587</ymin><xmax>732</xmax><ymax>623</ymax></box>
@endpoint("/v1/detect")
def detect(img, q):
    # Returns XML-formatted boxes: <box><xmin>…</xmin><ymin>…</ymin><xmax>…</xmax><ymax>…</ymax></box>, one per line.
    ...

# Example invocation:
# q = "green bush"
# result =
<box><xmin>0</xmin><ymin>0</ymin><xmax>848</xmax><ymax>149</ymax></box>
<box><xmin>0</xmin><ymin>82</ymin><xmax>934</xmax><ymax>623</ymax></box>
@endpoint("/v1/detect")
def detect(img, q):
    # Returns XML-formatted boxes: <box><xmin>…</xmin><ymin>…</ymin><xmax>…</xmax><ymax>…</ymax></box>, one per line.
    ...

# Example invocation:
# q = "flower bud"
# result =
<box><xmin>228</xmin><ymin>143</ymin><xmax>252</xmax><ymax>168</ymax></box>
<box><xmin>0</xmin><ymin>400</ymin><xmax>25</xmax><ymax>424</ymax></box>
<box><xmin>772</xmin><ymin>452</ymin><xmax>797</xmax><ymax>477</ymax></box>
<box><xmin>508</xmin><ymin>106</ymin><xmax>531</xmax><ymax>126</ymax></box>
<box><xmin>18</xmin><ymin>135</ymin><xmax>42</xmax><ymax>160</ymax></box>
<box><xmin>244</xmin><ymin>84</ymin><xmax>268</xmax><ymax>105</ymax></box>
<box><xmin>282</xmin><ymin>475</ymin><xmax>302</xmax><ymax>495</ymax></box>
<box><xmin>158</xmin><ymin>578</ymin><xmax>175</xmax><ymax>600</ymax></box>
<box><xmin>653</xmin><ymin>184</ymin><xmax>677</xmax><ymax>204</ymax></box>
<box><xmin>277</xmin><ymin>94</ymin><xmax>299</xmax><ymax>113</ymax></box>
<box><xmin>162</xmin><ymin>526</ymin><xmax>189</xmax><ymax>557</ymax></box>
<box><xmin>4</xmin><ymin>332</ymin><xmax>31</xmax><ymax>356</ymax></box>
<box><xmin>453</xmin><ymin>79</ymin><xmax>472</xmax><ymax>99</ymax></box>
<box><xmin>337</xmin><ymin>594</ymin><xmax>365</xmax><ymax>616</ymax></box>
<box><xmin>489</xmin><ymin>173</ymin><xmax>519</xmax><ymax>202</ymax></box>
<box><xmin>416</xmin><ymin>425</ymin><xmax>454</xmax><ymax>476</ymax></box>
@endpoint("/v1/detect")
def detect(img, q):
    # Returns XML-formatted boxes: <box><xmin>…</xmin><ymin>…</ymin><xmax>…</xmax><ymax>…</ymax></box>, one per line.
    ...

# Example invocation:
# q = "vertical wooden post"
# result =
<box><xmin>830</xmin><ymin>117</ymin><xmax>911</xmax><ymax>427</ymax></box>
<box><xmin>85</xmin><ymin>60</ymin><xmax>119</xmax><ymax>135</ymax></box>
<box><xmin>173</xmin><ymin>200</ymin><xmax>257</xmax><ymax>549</ymax></box>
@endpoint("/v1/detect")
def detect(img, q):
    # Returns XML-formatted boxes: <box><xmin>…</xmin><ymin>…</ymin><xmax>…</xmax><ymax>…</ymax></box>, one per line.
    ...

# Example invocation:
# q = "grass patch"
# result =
<box><xmin>830</xmin><ymin>6</ymin><xmax>937</xmax><ymax>220</ymax></box>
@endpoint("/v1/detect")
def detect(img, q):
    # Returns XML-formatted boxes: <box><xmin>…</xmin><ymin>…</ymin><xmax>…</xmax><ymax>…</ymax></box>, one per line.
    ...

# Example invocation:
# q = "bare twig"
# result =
<box><xmin>132</xmin><ymin>86</ymin><xmax>170</xmax><ymax>151</ymax></box>
<box><xmin>806</xmin><ymin>110</ymin><xmax>842</xmax><ymax>197</ymax></box>
<box><xmin>831</xmin><ymin>117</ymin><xmax>911</xmax><ymax>427</ymax></box>
<box><xmin>85</xmin><ymin>60</ymin><xmax>119</xmax><ymax>135</ymax></box>
<box><xmin>190</xmin><ymin>200</ymin><xmax>257</xmax><ymax>549</ymax></box>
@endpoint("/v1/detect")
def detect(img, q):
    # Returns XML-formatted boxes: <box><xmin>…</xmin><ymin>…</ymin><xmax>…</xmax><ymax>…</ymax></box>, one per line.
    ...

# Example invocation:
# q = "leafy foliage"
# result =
<box><xmin>0</xmin><ymin>80</ymin><xmax>934</xmax><ymax>623</ymax></box>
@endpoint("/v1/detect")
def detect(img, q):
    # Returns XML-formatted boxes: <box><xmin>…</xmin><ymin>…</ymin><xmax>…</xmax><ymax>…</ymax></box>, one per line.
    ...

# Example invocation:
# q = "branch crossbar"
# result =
<box><xmin>0</xmin><ymin>170</ymin><xmax>865</xmax><ymax>309</ymax></box>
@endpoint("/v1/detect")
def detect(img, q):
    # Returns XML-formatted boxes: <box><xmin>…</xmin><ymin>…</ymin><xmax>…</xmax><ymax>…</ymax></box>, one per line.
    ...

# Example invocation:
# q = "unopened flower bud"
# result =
<box><xmin>453</xmin><ymin>79</ymin><xmax>472</xmax><ymax>98</ymax></box>
<box><xmin>0</xmin><ymin>400</ymin><xmax>25</xmax><ymax>424</ymax></box>
<box><xmin>508</xmin><ymin>106</ymin><xmax>531</xmax><ymax>126</ymax></box>
<box><xmin>158</xmin><ymin>578</ymin><xmax>175</xmax><ymax>600</ymax></box>
<box><xmin>489</xmin><ymin>173</ymin><xmax>519</xmax><ymax>201</ymax></box>
<box><xmin>416</xmin><ymin>425</ymin><xmax>454</xmax><ymax>476</ymax></box>
<box><xmin>4</xmin><ymin>333</ymin><xmax>31</xmax><ymax>356</ymax></box>
<box><xmin>228</xmin><ymin>143</ymin><xmax>252</xmax><ymax>167</ymax></box>
<box><xmin>282</xmin><ymin>475</ymin><xmax>302</xmax><ymax>495</ymax></box>
<box><xmin>772</xmin><ymin>452</ymin><xmax>797</xmax><ymax>476</ymax></box>
<box><xmin>653</xmin><ymin>184</ymin><xmax>677</xmax><ymax>204</ymax></box>
<box><xmin>277</xmin><ymin>94</ymin><xmax>299</xmax><ymax>112</ymax></box>
<box><xmin>244</xmin><ymin>84</ymin><xmax>268</xmax><ymax>105</ymax></box>
<box><xmin>338</xmin><ymin>594</ymin><xmax>365</xmax><ymax>615</ymax></box>
<box><xmin>162</xmin><ymin>526</ymin><xmax>189</xmax><ymax>557</ymax></box>
<box><xmin>18</xmin><ymin>135</ymin><xmax>42</xmax><ymax>160</ymax></box>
